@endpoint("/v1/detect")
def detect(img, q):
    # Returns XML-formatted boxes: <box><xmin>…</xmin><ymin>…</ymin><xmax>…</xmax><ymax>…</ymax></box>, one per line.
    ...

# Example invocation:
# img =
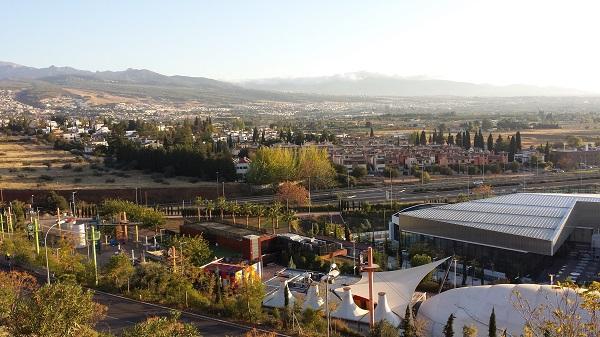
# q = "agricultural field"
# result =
<box><xmin>0</xmin><ymin>136</ymin><xmax>214</xmax><ymax>190</ymax></box>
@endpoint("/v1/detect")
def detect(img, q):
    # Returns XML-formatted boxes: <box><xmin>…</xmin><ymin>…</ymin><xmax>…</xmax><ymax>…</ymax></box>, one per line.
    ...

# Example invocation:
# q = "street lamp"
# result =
<box><xmin>323</xmin><ymin>263</ymin><xmax>340</xmax><ymax>337</ymax></box>
<box><xmin>71</xmin><ymin>191</ymin><xmax>77</xmax><ymax>217</ymax></box>
<box><xmin>44</xmin><ymin>222</ymin><xmax>59</xmax><ymax>285</ymax></box>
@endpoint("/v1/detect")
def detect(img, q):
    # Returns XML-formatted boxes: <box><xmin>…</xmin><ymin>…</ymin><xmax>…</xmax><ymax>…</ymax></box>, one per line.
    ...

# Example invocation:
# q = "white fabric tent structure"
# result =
<box><xmin>335</xmin><ymin>257</ymin><xmax>450</xmax><ymax>317</ymax></box>
<box><xmin>331</xmin><ymin>287</ymin><xmax>369</xmax><ymax>321</ymax></box>
<box><xmin>365</xmin><ymin>292</ymin><xmax>401</xmax><ymax>327</ymax></box>
<box><xmin>262</xmin><ymin>280</ymin><xmax>296</xmax><ymax>308</ymax></box>
<box><xmin>302</xmin><ymin>283</ymin><xmax>324</xmax><ymax>311</ymax></box>
<box><xmin>418</xmin><ymin>284</ymin><xmax>589</xmax><ymax>336</ymax></box>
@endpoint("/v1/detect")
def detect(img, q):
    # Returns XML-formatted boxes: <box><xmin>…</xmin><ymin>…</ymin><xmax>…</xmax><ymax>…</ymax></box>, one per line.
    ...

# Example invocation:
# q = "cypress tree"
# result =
<box><xmin>489</xmin><ymin>308</ymin><xmax>497</xmax><ymax>337</ymax></box>
<box><xmin>487</xmin><ymin>133</ymin><xmax>494</xmax><ymax>152</ymax></box>
<box><xmin>420</xmin><ymin>130</ymin><xmax>427</xmax><ymax>145</ymax></box>
<box><xmin>515</xmin><ymin>131</ymin><xmax>522</xmax><ymax>151</ymax></box>
<box><xmin>544</xmin><ymin>141</ymin><xmax>550</xmax><ymax>157</ymax></box>
<box><xmin>443</xmin><ymin>313</ymin><xmax>455</xmax><ymax>337</ymax></box>
<box><xmin>433</xmin><ymin>129</ymin><xmax>438</xmax><ymax>144</ymax></box>
<box><xmin>252</xmin><ymin>127</ymin><xmax>258</xmax><ymax>143</ymax></box>
<box><xmin>402</xmin><ymin>305</ymin><xmax>416</xmax><ymax>337</ymax></box>
<box><xmin>465</xmin><ymin>130</ymin><xmax>471</xmax><ymax>149</ymax></box>
<box><xmin>508</xmin><ymin>136</ymin><xmax>516</xmax><ymax>162</ymax></box>
<box><xmin>447</xmin><ymin>132</ymin><xmax>454</xmax><ymax>145</ymax></box>
<box><xmin>414</xmin><ymin>132</ymin><xmax>420</xmax><ymax>146</ymax></box>
<box><xmin>261</xmin><ymin>130</ymin><xmax>265</xmax><ymax>143</ymax></box>
<box><xmin>456</xmin><ymin>132</ymin><xmax>462</xmax><ymax>147</ymax></box>
<box><xmin>370</xmin><ymin>127</ymin><xmax>375</xmax><ymax>138</ymax></box>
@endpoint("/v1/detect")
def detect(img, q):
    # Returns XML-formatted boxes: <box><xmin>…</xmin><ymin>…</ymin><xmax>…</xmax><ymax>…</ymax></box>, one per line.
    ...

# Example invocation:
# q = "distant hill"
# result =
<box><xmin>239</xmin><ymin>72</ymin><xmax>591</xmax><ymax>97</ymax></box>
<box><xmin>0</xmin><ymin>62</ymin><xmax>593</xmax><ymax>105</ymax></box>
<box><xmin>0</xmin><ymin>62</ymin><xmax>313</xmax><ymax>104</ymax></box>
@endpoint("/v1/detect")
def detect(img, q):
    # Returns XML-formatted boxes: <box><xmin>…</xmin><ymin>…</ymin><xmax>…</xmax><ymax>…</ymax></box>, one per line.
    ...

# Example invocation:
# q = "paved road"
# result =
<box><xmin>95</xmin><ymin>290</ymin><xmax>269</xmax><ymax>336</ymax></box>
<box><xmin>163</xmin><ymin>171</ymin><xmax>600</xmax><ymax>207</ymax></box>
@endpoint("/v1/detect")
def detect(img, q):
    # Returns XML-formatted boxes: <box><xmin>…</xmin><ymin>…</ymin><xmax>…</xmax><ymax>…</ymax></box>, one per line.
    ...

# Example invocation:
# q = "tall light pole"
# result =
<box><xmin>71</xmin><ymin>191</ymin><xmax>77</xmax><ymax>217</ymax></box>
<box><xmin>44</xmin><ymin>222</ymin><xmax>59</xmax><ymax>285</ymax></box>
<box><xmin>324</xmin><ymin>263</ymin><xmax>339</xmax><ymax>337</ymax></box>
<box><xmin>453</xmin><ymin>258</ymin><xmax>458</xmax><ymax>288</ymax></box>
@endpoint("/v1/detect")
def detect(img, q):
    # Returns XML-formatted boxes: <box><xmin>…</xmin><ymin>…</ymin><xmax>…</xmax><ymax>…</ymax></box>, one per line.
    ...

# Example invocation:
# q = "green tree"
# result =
<box><xmin>9</xmin><ymin>282</ymin><xmax>106</xmax><ymax>337</ymax></box>
<box><xmin>98</xmin><ymin>199</ymin><xmax>165</xmax><ymax>228</ymax></box>
<box><xmin>488</xmin><ymin>308</ymin><xmax>497</xmax><ymax>337</ymax></box>
<box><xmin>122</xmin><ymin>312</ymin><xmax>201</xmax><ymax>337</ymax></box>
<box><xmin>402</xmin><ymin>305</ymin><xmax>416</xmax><ymax>336</ymax></box>
<box><xmin>204</xmin><ymin>199</ymin><xmax>215</xmax><ymax>219</ymax></box>
<box><xmin>171</xmin><ymin>235</ymin><xmax>213</xmax><ymax>267</ymax></box>
<box><xmin>103</xmin><ymin>253</ymin><xmax>134</xmax><ymax>291</ymax></box>
<box><xmin>216</xmin><ymin>197</ymin><xmax>227</xmax><ymax>220</ymax></box>
<box><xmin>226</xmin><ymin>273</ymin><xmax>265</xmax><ymax>322</ymax></box>
<box><xmin>370</xmin><ymin>320</ymin><xmax>400</xmax><ymax>337</ymax></box>
<box><xmin>45</xmin><ymin>191</ymin><xmax>69</xmax><ymax>213</ymax></box>
<box><xmin>296</xmin><ymin>146</ymin><xmax>336</xmax><ymax>189</ymax></box>
<box><xmin>444</xmin><ymin>314</ymin><xmax>455</xmax><ymax>337</ymax></box>
<box><xmin>351</xmin><ymin>165</ymin><xmax>368</xmax><ymax>179</ymax></box>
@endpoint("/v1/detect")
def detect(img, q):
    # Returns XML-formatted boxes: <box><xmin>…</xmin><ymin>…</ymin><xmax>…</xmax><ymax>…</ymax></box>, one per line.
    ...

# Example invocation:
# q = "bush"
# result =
<box><xmin>351</xmin><ymin>165</ymin><xmax>368</xmax><ymax>178</ymax></box>
<box><xmin>62</xmin><ymin>163</ymin><xmax>72</xmax><ymax>170</ymax></box>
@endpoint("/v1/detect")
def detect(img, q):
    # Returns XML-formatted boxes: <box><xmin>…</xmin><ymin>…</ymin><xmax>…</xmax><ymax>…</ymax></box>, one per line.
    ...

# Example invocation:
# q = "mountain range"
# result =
<box><xmin>239</xmin><ymin>72</ymin><xmax>592</xmax><ymax>97</ymax></box>
<box><xmin>0</xmin><ymin>62</ymin><xmax>592</xmax><ymax>104</ymax></box>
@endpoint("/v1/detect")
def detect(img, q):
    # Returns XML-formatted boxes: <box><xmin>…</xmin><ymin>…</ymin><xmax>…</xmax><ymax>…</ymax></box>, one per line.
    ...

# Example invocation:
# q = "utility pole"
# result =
<box><xmin>34</xmin><ymin>218</ymin><xmax>40</xmax><ymax>255</ymax></box>
<box><xmin>90</xmin><ymin>226</ymin><xmax>98</xmax><ymax>286</ymax></box>
<box><xmin>71</xmin><ymin>191</ymin><xmax>77</xmax><ymax>217</ymax></box>
<box><xmin>0</xmin><ymin>212</ymin><xmax>4</xmax><ymax>240</ymax></box>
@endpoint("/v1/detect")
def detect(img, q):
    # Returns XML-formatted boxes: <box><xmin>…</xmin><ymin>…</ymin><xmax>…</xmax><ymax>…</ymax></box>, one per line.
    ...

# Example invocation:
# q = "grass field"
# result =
<box><xmin>0</xmin><ymin>137</ymin><xmax>214</xmax><ymax>190</ymax></box>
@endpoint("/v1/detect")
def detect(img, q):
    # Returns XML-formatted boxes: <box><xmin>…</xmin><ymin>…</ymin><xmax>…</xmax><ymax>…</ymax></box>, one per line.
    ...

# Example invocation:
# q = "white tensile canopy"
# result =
<box><xmin>362</xmin><ymin>292</ymin><xmax>401</xmax><ymax>326</ymax></box>
<box><xmin>262</xmin><ymin>280</ymin><xmax>296</xmax><ymax>308</ymax></box>
<box><xmin>302</xmin><ymin>283</ymin><xmax>324</xmax><ymax>311</ymax></box>
<box><xmin>335</xmin><ymin>257</ymin><xmax>450</xmax><ymax>317</ymax></box>
<box><xmin>418</xmin><ymin>284</ymin><xmax>590</xmax><ymax>336</ymax></box>
<box><xmin>331</xmin><ymin>287</ymin><xmax>369</xmax><ymax>321</ymax></box>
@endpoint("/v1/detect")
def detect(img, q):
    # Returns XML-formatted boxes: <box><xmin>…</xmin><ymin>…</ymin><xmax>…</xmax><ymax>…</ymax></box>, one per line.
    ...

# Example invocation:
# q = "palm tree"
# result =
<box><xmin>241</xmin><ymin>203</ymin><xmax>253</xmax><ymax>228</ymax></box>
<box><xmin>254</xmin><ymin>205</ymin><xmax>266</xmax><ymax>229</ymax></box>
<box><xmin>229</xmin><ymin>201</ymin><xmax>240</xmax><ymax>225</ymax></box>
<box><xmin>194</xmin><ymin>196</ymin><xmax>203</xmax><ymax>221</ymax></box>
<box><xmin>282</xmin><ymin>209</ymin><xmax>297</xmax><ymax>233</ymax></box>
<box><xmin>268</xmin><ymin>202</ymin><xmax>283</xmax><ymax>234</ymax></box>
<box><xmin>204</xmin><ymin>200</ymin><xmax>215</xmax><ymax>220</ymax></box>
<box><xmin>217</xmin><ymin>197</ymin><xmax>227</xmax><ymax>220</ymax></box>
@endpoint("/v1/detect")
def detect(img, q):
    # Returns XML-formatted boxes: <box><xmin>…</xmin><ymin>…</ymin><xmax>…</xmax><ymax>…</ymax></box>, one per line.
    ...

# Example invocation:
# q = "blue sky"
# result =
<box><xmin>2</xmin><ymin>1</ymin><xmax>600</xmax><ymax>90</ymax></box>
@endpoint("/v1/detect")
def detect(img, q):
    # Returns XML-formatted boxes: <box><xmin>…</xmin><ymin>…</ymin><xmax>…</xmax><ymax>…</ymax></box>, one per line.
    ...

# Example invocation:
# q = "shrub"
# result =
<box><xmin>62</xmin><ymin>163</ymin><xmax>72</xmax><ymax>169</ymax></box>
<box><xmin>39</xmin><ymin>175</ymin><xmax>54</xmax><ymax>181</ymax></box>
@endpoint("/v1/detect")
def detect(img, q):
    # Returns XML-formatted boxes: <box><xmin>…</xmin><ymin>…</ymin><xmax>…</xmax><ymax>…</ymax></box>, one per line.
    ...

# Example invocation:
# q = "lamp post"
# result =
<box><xmin>71</xmin><ymin>191</ymin><xmax>77</xmax><ymax>217</ymax></box>
<box><xmin>44</xmin><ymin>222</ymin><xmax>59</xmax><ymax>285</ymax></box>
<box><xmin>453</xmin><ymin>258</ymin><xmax>458</xmax><ymax>288</ymax></box>
<box><xmin>324</xmin><ymin>263</ymin><xmax>339</xmax><ymax>337</ymax></box>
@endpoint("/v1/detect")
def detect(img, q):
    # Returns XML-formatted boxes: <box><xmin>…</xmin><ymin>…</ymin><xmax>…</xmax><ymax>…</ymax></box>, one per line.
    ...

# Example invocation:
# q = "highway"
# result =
<box><xmin>163</xmin><ymin>171</ymin><xmax>600</xmax><ymax>208</ymax></box>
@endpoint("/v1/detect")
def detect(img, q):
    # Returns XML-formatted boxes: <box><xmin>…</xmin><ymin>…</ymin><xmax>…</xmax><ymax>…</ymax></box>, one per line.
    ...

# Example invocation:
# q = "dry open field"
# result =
<box><xmin>0</xmin><ymin>137</ymin><xmax>214</xmax><ymax>190</ymax></box>
<box><xmin>519</xmin><ymin>128</ymin><xmax>600</xmax><ymax>147</ymax></box>
<box><xmin>63</xmin><ymin>88</ymin><xmax>141</xmax><ymax>105</ymax></box>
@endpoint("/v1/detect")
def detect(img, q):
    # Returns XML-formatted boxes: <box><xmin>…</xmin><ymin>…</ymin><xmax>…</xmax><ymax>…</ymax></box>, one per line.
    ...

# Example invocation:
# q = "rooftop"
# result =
<box><xmin>398</xmin><ymin>193</ymin><xmax>600</xmax><ymax>255</ymax></box>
